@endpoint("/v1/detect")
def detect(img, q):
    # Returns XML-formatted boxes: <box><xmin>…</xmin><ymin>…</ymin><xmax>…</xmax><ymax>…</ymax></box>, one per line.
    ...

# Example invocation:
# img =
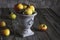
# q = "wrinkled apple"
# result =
<box><xmin>38</xmin><ymin>24</ymin><xmax>47</xmax><ymax>31</ymax></box>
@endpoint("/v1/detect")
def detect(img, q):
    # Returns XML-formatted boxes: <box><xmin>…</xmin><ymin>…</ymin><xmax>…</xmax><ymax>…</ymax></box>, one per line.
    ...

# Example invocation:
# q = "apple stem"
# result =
<box><xmin>43</xmin><ymin>25</ymin><xmax>45</xmax><ymax>27</ymax></box>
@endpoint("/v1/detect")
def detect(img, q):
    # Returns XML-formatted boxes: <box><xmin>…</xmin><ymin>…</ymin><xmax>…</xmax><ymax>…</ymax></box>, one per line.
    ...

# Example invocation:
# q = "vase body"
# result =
<box><xmin>13</xmin><ymin>12</ymin><xmax>37</xmax><ymax>37</ymax></box>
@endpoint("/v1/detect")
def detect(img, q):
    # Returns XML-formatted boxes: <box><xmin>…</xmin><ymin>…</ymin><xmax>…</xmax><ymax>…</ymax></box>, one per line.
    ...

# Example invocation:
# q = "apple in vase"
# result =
<box><xmin>14</xmin><ymin>3</ymin><xmax>24</xmax><ymax>12</ymax></box>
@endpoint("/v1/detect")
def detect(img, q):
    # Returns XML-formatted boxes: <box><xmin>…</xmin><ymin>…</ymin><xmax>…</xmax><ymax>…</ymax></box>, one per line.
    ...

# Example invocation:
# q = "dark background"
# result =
<box><xmin>0</xmin><ymin>0</ymin><xmax>60</xmax><ymax>14</ymax></box>
<box><xmin>0</xmin><ymin>0</ymin><xmax>60</xmax><ymax>40</ymax></box>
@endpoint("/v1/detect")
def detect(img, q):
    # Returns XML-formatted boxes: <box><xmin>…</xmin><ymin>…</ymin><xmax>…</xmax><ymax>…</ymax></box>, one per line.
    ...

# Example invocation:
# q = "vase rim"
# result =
<box><xmin>20</xmin><ymin>12</ymin><xmax>37</xmax><ymax>17</ymax></box>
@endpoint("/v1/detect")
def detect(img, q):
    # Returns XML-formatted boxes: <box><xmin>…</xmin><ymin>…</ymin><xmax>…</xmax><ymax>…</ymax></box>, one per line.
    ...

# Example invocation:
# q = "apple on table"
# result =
<box><xmin>9</xmin><ymin>12</ymin><xmax>17</xmax><ymax>20</ymax></box>
<box><xmin>0</xmin><ymin>21</ymin><xmax>6</xmax><ymax>27</ymax></box>
<box><xmin>1</xmin><ymin>29</ymin><xmax>10</xmax><ymax>37</ymax></box>
<box><xmin>38</xmin><ymin>24</ymin><xmax>48</xmax><ymax>31</ymax></box>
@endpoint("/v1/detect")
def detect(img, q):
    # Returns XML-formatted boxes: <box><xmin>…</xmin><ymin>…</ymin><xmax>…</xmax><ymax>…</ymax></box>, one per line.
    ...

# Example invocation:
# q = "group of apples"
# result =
<box><xmin>14</xmin><ymin>3</ymin><xmax>48</xmax><ymax>31</ymax></box>
<box><xmin>0</xmin><ymin>11</ymin><xmax>17</xmax><ymax>37</ymax></box>
<box><xmin>9</xmin><ymin>3</ymin><xmax>48</xmax><ymax>31</ymax></box>
<box><xmin>0</xmin><ymin>12</ymin><xmax>17</xmax><ymax>37</ymax></box>
<box><xmin>14</xmin><ymin>3</ymin><xmax>35</xmax><ymax>15</ymax></box>
<box><xmin>0</xmin><ymin>8</ymin><xmax>17</xmax><ymax>37</ymax></box>
<box><xmin>0</xmin><ymin>3</ymin><xmax>47</xmax><ymax>37</ymax></box>
<box><xmin>0</xmin><ymin>21</ymin><xmax>10</xmax><ymax>37</ymax></box>
<box><xmin>8</xmin><ymin>3</ymin><xmax>36</xmax><ymax>20</ymax></box>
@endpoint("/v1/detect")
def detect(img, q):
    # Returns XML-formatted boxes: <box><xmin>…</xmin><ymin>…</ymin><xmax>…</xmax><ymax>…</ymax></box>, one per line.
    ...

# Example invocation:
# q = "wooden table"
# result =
<box><xmin>0</xmin><ymin>8</ymin><xmax>60</xmax><ymax>40</ymax></box>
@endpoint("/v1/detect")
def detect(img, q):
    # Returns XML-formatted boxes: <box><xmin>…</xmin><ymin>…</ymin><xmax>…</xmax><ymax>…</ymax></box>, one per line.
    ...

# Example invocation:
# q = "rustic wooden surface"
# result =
<box><xmin>0</xmin><ymin>8</ymin><xmax>60</xmax><ymax>40</ymax></box>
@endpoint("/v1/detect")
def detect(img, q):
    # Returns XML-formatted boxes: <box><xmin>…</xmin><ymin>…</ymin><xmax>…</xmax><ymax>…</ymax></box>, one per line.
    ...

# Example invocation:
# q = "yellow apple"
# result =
<box><xmin>24</xmin><ymin>8</ymin><xmax>33</xmax><ymax>15</ymax></box>
<box><xmin>17</xmin><ymin>3</ymin><xmax>23</xmax><ymax>10</ymax></box>
<box><xmin>0</xmin><ymin>21</ymin><xmax>6</xmax><ymax>27</ymax></box>
<box><xmin>23</xmin><ymin>5</ymin><xmax>27</xmax><ymax>9</ymax></box>
<box><xmin>9</xmin><ymin>12</ymin><xmax>17</xmax><ymax>20</ymax></box>
<box><xmin>38</xmin><ymin>24</ymin><xmax>47</xmax><ymax>31</ymax></box>
<box><xmin>29</xmin><ymin>5</ymin><xmax>35</xmax><ymax>12</ymax></box>
<box><xmin>2</xmin><ymin>29</ymin><xmax>10</xmax><ymax>36</ymax></box>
